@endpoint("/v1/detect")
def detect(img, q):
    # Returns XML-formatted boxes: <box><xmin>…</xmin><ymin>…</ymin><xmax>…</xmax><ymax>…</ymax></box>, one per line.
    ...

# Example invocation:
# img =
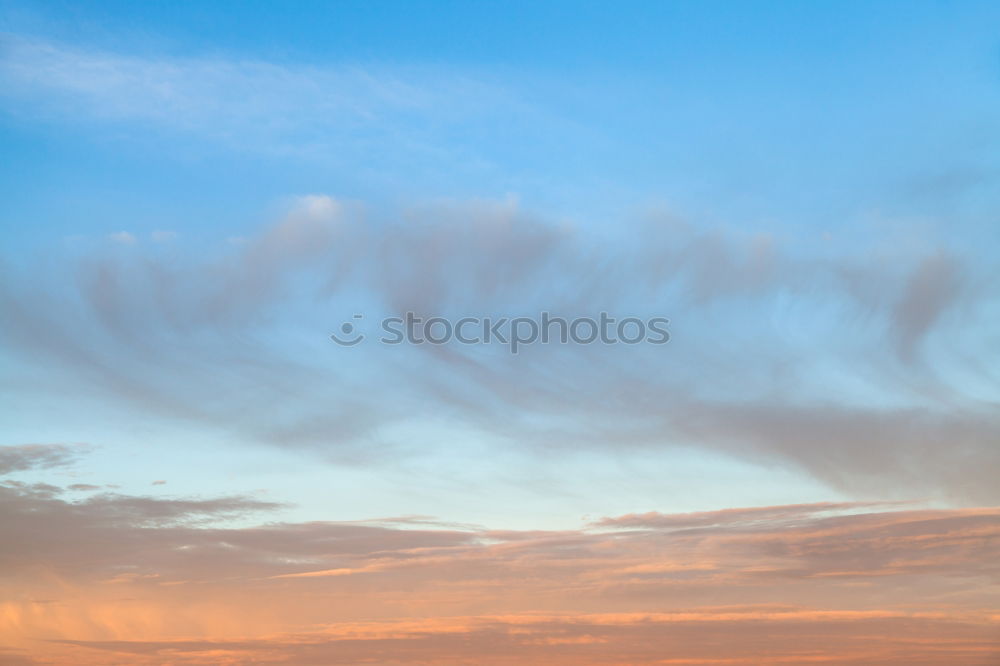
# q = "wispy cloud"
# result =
<box><xmin>0</xmin><ymin>34</ymin><xmax>528</xmax><ymax>164</ymax></box>
<box><xmin>2</xmin><ymin>195</ymin><xmax>996</xmax><ymax>501</ymax></box>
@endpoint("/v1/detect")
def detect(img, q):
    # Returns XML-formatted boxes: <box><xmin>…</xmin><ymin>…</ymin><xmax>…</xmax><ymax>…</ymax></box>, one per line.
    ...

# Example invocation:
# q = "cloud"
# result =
<box><xmin>0</xmin><ymin>648</ymin><xmax>37</xmax><ymax>665</ymax></box>
<box><xmin>665</xmin><ymin>399</ymin><xmax>1000</xmax><ymax>503</ymax></box>
<box><xmin>1</xmin><ymin>195</ymin><xmax>997</xmax><ymax>501</ymax></box>
<box><xmin>0</xmin><ymin>481</ymin><xmax>287</xmax><ymax>580</ymax></box>
<box><xmin>0</xmin><ymin>34</ymin><xmax>522</xmax><ymax>166</ymax></box>
<box><xmin>0</xmin><ymin>469</ymin><xmax>997</xmax><ymax>664</ymax></box>
<box><xmin>46</xmin><ymin>612</ymin><xmax>1000</xmax><ymax>665</ymax></box>
<box><xmin>0</xmin><ymin>443</ymin><xmax>88</xmax><ymax>474</ymax></box>
<box><xmin>107</xmin><ymin>231</ymin><xmax>136</xmax><ymax>245</ymax></box>
<box><xmin>592</xmin><ymin>501</ymin><xmax>913</xmax><ymax>529</ymax></box>
<box><xmin>891</xmin><ymin>251</ymin><xmax>961</xmax><ymax>361</ymax></box>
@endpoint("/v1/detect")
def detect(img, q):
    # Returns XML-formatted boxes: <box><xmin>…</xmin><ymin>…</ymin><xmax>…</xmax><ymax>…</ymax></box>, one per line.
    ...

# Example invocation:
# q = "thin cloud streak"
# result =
<box><xmin>0</xmin><ymin>34</ymin><xmax>529</xmax><ymax>164</ymax></box>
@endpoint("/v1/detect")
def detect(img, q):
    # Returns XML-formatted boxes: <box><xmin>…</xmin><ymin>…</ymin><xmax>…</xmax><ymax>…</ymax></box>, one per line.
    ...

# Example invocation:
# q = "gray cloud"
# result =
<box><xmin>0</xmin><ymin>443</ymin><xmax>88</xmax><ymax>475</ymax></box>
<box><xmin>667</xmin><ymin>400</ymin><xmax>1000</xmax><ymax>504</ymax></box>
<box><xmin>1</xmin><ymin>195</ymin><xmax>996</xmax><ymax>500</ymax></box>
<box><xmin>891</xmin><ymin>252</ymin><xmax>962</xmax><ymax>361</ymax></box>
<box><xmin>0</xmin><ymin>478</ymin><xmax>469</xmax><ymax>580</ymax></box>
<box><xmin>592</xmin><ymin>501</ymin><xmax>913</xmax><ymax>529</ymax></box>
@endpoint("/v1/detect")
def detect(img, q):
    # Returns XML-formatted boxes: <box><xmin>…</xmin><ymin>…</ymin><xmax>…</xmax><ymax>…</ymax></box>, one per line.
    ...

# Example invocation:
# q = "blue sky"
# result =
<box><xmin>2</xmin><ymin>1</ymin><xmax>999</xmax><ymax>529</ymax></box>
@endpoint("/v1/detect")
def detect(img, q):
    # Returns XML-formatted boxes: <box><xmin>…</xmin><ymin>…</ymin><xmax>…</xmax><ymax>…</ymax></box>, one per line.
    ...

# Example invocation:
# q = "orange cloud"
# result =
<box><xmin>1</xmin><ymin>479</ymin><xmax>997</xmax><ymax>664</ymax></box>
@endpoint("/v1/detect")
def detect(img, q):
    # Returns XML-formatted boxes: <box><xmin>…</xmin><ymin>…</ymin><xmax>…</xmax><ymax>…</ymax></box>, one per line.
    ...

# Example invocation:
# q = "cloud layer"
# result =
<box><xmin>1</xmin><ymin>452</ymin><xmax>997</xmax><ymax>664</ymax></box>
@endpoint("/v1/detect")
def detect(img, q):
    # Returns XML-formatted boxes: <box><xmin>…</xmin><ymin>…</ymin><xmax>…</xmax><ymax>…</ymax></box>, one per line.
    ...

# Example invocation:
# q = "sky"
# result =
<box><xmin>1</xmin><ymin>1</ymin><xmax>999</xmax><ymax>664</ymax></box>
